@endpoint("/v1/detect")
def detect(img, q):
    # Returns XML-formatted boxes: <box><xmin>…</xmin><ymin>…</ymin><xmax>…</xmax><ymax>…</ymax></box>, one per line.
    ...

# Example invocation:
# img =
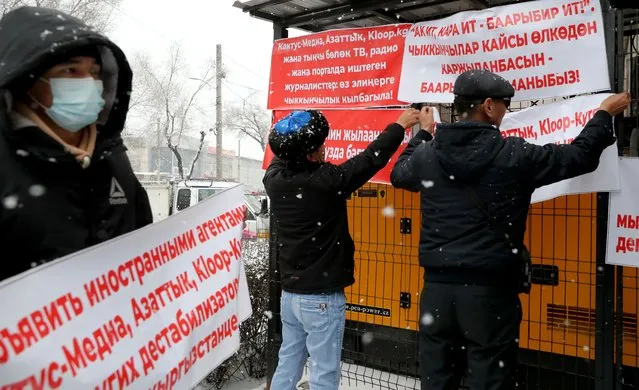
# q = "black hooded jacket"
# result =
<box><xmin>391</xmin><ymin>110</ymin><xmax>614</xmax><ymax>288</ymax></box>
<box><xmin>264</xmin><ymin>123</ymin><xmax>406</xmax><ymax>294</ymax></box>
<box><xmin>0</xmin><ymin>7</ymin><xmax>152</xmax><ymax>281</ymax></box>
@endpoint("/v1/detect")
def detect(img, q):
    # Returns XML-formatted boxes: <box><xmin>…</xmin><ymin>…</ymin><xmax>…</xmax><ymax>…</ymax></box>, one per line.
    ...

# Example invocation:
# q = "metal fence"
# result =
<box><xmin>263</xmin><ymin>3</ymin><xmax>639</xmax><ymax>390</ymax></box>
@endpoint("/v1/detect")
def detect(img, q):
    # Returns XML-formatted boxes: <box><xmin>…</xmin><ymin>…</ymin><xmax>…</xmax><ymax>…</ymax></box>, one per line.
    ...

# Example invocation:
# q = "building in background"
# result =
<box><xmin>123</xmin><ymin>134</ymin><xmax>265</xmax><ymax>192</ymax></box>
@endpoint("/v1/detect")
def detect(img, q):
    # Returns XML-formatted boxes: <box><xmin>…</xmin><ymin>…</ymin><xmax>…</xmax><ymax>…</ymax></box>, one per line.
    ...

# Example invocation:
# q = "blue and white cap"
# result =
<box><xmin>268</xmin><ymin>110</ymin><xmax>329</xmax><ymax>160</ymax></box>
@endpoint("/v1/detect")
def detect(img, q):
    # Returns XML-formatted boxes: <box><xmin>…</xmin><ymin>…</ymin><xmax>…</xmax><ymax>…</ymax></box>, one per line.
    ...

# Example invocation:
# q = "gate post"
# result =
<box><xmin>595</xmin><ymin>2</ymin><xmax>623</xmax><ymax>390</ymax></box>
<box><xmin>265</xmin><ymin>23</ymin><xmax>288</xmax><ymax>390</ymax></box>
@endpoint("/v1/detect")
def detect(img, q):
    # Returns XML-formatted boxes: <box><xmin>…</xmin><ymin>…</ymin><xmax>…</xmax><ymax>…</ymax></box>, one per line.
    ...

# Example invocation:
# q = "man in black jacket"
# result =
<box><xmin>264</xmin><ymin>108</ymin><xmax>424</xmax><ymax>389</ymax></box>
<box><xmin>0</xmin><ymin>7</ymin><xmax>153</xmax><ymax>282</ymax></box>
<box><xmin>390</xmin><ymin>69</ymin><xmax>630</xmax><ymax>390</ymax></box>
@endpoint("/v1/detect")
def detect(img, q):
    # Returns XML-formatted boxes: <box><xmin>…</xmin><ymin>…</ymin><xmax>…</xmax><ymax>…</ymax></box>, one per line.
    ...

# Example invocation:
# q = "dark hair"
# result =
<box><xmin>453</xmin><ymin>97</ymin><xmax>482</xmax><ymax>118</ymax></box>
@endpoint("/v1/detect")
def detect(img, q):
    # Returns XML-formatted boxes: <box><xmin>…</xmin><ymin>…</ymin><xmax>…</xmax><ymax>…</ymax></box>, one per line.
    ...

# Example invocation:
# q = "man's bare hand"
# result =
<box><xmin>420</xmin><ymin>106</ymin><xmax>436</xmax><ymax>135</ymax></box>
<box><xmin>396</xmin><ymin>108</ymin><xmax>420</xmax><ymax>129</ymax></box>
<box><xmin>600</xmin><ymin>92</ymin><xmax>631</xmax><ymax>117</ymax></box>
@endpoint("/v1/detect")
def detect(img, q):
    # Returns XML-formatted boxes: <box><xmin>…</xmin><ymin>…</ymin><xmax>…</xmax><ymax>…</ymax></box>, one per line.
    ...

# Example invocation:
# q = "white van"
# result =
<box><xmin>142</xmin><ymin>179</ymin><xmax>269</xmax><ymax>239</ymax></box>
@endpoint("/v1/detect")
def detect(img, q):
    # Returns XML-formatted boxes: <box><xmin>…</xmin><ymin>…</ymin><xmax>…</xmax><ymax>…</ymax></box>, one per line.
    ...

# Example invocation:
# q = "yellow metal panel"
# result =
<box><xmin>344</xmin><ymin>184</ymin><xmax>637</xmax><ymax>367</ymax></box>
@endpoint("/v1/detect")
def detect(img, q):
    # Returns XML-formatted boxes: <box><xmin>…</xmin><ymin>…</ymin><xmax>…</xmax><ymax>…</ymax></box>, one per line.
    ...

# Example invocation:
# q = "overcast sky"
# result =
<box><xmin>108</xmin><ymin>0</ymin><xmax>307</xmax><ymax>161</ymax></box>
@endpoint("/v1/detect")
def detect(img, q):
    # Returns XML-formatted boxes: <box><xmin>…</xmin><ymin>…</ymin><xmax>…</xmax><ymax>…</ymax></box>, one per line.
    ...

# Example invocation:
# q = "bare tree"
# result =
<box><xmin>1</xmin><ymin>0</ymin><xmax>123</xmax><ymax>32</ymax></box>
<box><xmin>224</xmin><ymin>94</ymin><xmax>270</xmax><ymax>151</ymax></box>
<box><xmin>135</xmin><ymin>44</ymin><xmax>216</xmax><ymax>180</ymax></box>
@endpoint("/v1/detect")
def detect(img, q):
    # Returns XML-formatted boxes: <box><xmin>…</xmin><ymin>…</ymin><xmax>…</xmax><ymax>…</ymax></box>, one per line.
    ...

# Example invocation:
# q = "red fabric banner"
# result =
<box><xmin>267</xmin><ymin>25</ymin><xmax>411</xmax><ymax>110</ymax></box>
<box><xmin>262</xmin><ymin>110</ymin><xmax>409</xmax><ymax>184</ymax></box>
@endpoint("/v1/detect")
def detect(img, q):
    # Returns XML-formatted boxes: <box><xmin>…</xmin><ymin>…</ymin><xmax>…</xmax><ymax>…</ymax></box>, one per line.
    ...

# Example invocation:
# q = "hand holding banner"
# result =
<box><xmin>499</xmin><ymin>93</ymin><xmax>619</xmax><ymax>203</ymax></box>
<box><xmin>0</xmin><ymin>185</ymin><xmax>252</xmax><ymax>390</ymax></box>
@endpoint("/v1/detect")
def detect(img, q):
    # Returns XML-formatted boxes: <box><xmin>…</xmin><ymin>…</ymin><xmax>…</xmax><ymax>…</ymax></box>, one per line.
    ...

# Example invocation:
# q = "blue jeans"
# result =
<box><xmin>271</xmin><ymin>290</ymin><xmax>346</xmax><ymax>390</ymax></box>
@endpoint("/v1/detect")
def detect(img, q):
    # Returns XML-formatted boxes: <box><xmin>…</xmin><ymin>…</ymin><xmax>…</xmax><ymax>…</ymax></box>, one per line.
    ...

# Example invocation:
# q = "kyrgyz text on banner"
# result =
<box><xmin>500</xmin><ymin>93</ymin><xmax>619</xmax><ymax>204</ymax></box>
<box><xmin>268</xmin><ymin>24</ymin><xmax>410</xmax><ymax>110</ymax></box>
<box><xmin>398</xmin><ymin>0</ymin><xmax>609</xmax><ymax>103</ymax></box>
<box><xmin>0</xmin><ymin>185</ymin><xmax>252</xmax><ymax>390</ymax></box>
<box><xmin>606</xmin><ymin>158</ymin><xmax>639</xmax><ymax>267</ymax></box>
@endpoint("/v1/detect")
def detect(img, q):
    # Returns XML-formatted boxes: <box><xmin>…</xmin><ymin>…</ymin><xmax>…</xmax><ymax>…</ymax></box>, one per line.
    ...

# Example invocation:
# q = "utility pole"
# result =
<box><xmin>156</xmin><ymin>117</ymin><xmax>161</xmax><ymax>182</ymax></box>
<box><xmin>237</xmin><ymin>137</ymin><xmax>241</xmax><ymax>181</ymax></box>
<box><xmin>215</xmin><ymin>44</ymin><xmax>223</xmax><ymax>180</ymax></box>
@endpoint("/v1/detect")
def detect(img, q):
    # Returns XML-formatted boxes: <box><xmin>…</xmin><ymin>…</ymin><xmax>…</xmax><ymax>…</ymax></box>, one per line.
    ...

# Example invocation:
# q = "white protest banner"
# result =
<box><xmin>606</xmin><ymin>158</ymin><xmax>639</xmax><ymax>267</ymax></box>
<box><xmin>0</xmin><ymin>185</ymin><xmax>252</xmax><ymax>389</ymax></box>
<box><xmin>397</xmin><ymin>0</ymin><xmax>609</xmax><ymax>103</ymax></box>
<box><xmin>499</xmin><ymin>93</ymin><xmax>619</xmax><ymax>204</ymax></box>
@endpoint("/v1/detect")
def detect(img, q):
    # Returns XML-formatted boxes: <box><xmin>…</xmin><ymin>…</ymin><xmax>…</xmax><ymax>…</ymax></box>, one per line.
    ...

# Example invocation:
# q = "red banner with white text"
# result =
<box><xmin>267</xmin><ymin>25</ymin><xmax>411</xmax><ymax>110</ymax></box>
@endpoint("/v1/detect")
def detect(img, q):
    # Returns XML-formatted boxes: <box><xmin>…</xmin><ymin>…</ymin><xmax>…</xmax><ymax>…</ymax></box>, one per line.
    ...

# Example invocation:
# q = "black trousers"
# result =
<box><xmin>419</xmin><ymin>282</ymin><xmax>522</xmax><ymax>390</ymax></box>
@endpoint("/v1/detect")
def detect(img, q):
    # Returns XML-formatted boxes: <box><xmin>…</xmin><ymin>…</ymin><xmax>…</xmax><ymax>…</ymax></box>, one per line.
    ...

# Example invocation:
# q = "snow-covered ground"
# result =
<box><xmin>212</xmin><ymin>362</ymin><xmax>420</xmax><ymax>390</ymax></box>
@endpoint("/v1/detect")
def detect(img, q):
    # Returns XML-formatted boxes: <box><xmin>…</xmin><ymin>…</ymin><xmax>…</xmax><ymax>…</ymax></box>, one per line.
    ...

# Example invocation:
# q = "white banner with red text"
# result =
<box><xmin>606</xmin><ymin>158</ymin><xmax>639</xmax><ymax>267</ymax></box>
<box><xmin>500</xmin><ymin>93</ymin><xmax>619</xmax><ymax>204</ymax></box>
<box><xmin>398</xmin><ymin>0</ymin><xmax>609</xmax><ymax>103</ymax></box>
<box><xmin>0</xmin><ymin>185</ymin><xmax>252</xmax><ymax>390</ymax></box>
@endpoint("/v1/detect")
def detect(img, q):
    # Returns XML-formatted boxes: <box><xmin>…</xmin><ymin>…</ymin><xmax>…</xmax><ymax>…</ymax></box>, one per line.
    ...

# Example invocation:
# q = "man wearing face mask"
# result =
<box><xmin>0</xmin><ymin>6</ymin><xmax>153</xmax><ymax>281</ymax></box>
<box><xmin>391</xmin><ymin>69</ymin><xmax>630</xmax><ymax>390</ymax></box>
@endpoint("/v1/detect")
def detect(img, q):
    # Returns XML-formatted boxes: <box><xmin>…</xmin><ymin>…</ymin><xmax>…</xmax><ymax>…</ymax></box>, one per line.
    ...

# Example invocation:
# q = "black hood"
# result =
<box><xmin>433</xmin><ymin>121</ymin><xmax>505</xmax><ymax>181</ymax></box>
<box><xmin>0</xmin><ymin>6</ymin><xmax>132</xmax><ymax>139</ymax></box>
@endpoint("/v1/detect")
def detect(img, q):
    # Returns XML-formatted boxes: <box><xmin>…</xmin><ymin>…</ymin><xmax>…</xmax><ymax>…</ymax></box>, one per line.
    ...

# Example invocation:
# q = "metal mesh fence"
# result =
<box><xmin>263</xmin><ymin>4</ymin><xmax>639</xmax><ymax>390</ymax></box>
<box><xmin>616</xmin><ymin>11</ymin><xmax>639</xmax><ymax>389</ymax></box>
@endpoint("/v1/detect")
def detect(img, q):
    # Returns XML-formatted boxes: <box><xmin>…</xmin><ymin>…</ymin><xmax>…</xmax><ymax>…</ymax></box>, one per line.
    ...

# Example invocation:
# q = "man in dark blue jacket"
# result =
<box><xmin>390</xmin><ymin>69</ymin><xmax>630</xmax><ymax>390</ymax></box>
<box><xmin>264</xmin><ymin>108</ymin><xmax>423</xmax><ymax>390</ymax></box>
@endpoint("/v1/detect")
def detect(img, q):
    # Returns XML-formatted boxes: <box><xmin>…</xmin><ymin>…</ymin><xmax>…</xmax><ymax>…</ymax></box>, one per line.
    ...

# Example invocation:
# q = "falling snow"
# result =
<box><xmin>3</xmin><ymin>195</ymin><xmax>18</xmax><ymax>209</ymax></box>
<box><xmin>421</xmin><ymin>180</ymin><xmax>434</xmax><ymax>189</ymax></box>
<box><xmin>28</xmin><ymin>185</ymin><xmax>46</xmax><ymax>197</ymax></box>
<box><xmin>16</xmin><ymin>149</ymin><xmax>29</xmax><ymax>157</ymax></box>
<box><xmin>264</xmin><ymin>311</ymin><xmax>273</xmax><ymax>320</ymax></box>
<box><xmin>421</xmin><ymin>313</ymin><xmax>434</xmax><ymax>326</ymax></box>
<box><xmin>382</xmin><ymin>205</ymin><xmax>395</xmax><ymax>217</ymax></box>
<box><xmin>296</xmin><ymin>193</ymin><xmax>302</xmax><ymax>199</ymax></box>
<box><xmin>361</xmin><ymin>332</ymin><xmax>374</xmax><ymax>345</ymax></box>
<box><xmin>40</xmin><ymin>30</ymin><xmax>52</xmax><ymax>39</ymax></box>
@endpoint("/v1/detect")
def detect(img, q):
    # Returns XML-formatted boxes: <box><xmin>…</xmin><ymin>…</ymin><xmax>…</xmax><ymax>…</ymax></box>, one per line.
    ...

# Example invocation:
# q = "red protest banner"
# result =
<box><xmin>267</xmin><ymin>25</ymin><xmax>411</xmax><ymax>110</ymax></box>
<box><xmin>262</xmin><ymin>109</ymin><xmax>409</xmax><ymax>184</ymax></box>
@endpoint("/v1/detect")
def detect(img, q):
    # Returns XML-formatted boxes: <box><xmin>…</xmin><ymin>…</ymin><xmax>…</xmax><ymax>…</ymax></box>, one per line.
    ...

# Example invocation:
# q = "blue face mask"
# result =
<box><xmin>35</xmin><ymin>77</ymin><xmax>106</xmax><ymax>132</ymax></box>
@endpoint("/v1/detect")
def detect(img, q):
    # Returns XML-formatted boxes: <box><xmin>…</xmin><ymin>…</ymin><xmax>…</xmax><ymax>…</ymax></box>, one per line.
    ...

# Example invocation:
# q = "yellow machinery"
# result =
<box><xmin>343</xmin><ymin>183</ymin><xmax>638</xmax><ymax>374</ymax></box>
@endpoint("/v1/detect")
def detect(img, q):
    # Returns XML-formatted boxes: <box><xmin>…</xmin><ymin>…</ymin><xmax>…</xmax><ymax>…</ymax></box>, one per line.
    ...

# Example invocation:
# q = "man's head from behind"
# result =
<box><xmin>269</xmin><ymin>110</ymin><xmax>330</xmax><ymax>163</ymax></box>
<box><xmin>452</xmin><ymin>69</ymin><xmax>515</xmax><ymax>127</ymax></box>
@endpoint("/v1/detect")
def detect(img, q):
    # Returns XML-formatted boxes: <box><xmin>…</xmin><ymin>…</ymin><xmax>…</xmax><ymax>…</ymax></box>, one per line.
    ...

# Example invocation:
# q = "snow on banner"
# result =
<box><xmin>0</xmin><ymin>185</ymin><xmax>252</xmax><ymax>390</ymax></box>
<box><xmin>398</xmin><ymin>0</ymin><xmax>609</xmax><ymax>103</ymax></box>
<box><xmin>262</xmin><ymin>109</ymin><xmax>440</xmax><ymax>185</ymax></box>
<box><xmin>268</xmin><ymin>24</ymin><xmax>411</xmax><ymax>110</ymax></box>
<box><xmin>500</xmin><ymin>93</ymin><xmax>619</xmax><ymax>204</ymax></box>
<box><xmin>606</xmin><ymin>158</ymin><xmax>639</xmax><ymax>267</ymax></box>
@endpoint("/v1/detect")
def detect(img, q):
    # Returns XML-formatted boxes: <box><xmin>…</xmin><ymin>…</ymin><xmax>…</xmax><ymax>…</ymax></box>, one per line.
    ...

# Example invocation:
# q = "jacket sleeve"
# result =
<box><xmin>522</xmin><ymin>110</ymin><xmax>615</xmax><ymax>189</ymax></box>
<box><xmin>324</xmin><ymin>122</ymin><xmax>407</xmax><ymax>195</ymax></box>
<box><xmin>134</xmin><ymin>180</ymin><xmax>154</xmax><ymax>228</ymax></box>
<box><xmin>262</xmin><ymin>155</ymin><xmax>287</xmax><ymax>187</ymax></box>
<box><xmin>390</xmin><ymin>130</ymin><xmax>433</xmax><ymax>192</ymax></box>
